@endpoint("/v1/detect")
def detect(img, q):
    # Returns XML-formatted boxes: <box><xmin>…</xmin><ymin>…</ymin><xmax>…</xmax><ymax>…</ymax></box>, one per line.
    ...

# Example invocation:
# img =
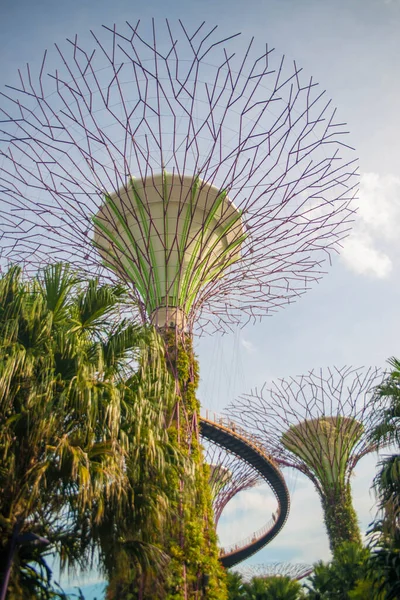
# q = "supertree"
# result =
<box><xmin>229</xmin><ymin>366</ymin><xmax>384</xmax><ymax>553</ymax></box>
<box><xmin>234</xmin><ymin>562</ymin><xmax>312</xmax><ymax>581</ymax></box>
<box><xmin>0</xmin><ymin>19</ymin><xmax>357</xmax><ymax>595</ymax></box>
<box><xmin>203</xmin><ymin>439</ymin><xmax>262</xmax><ymax>525</ymax></box>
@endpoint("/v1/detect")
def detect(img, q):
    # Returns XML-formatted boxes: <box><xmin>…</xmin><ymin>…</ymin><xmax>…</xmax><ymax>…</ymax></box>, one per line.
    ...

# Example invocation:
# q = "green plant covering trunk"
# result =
<box><xmin>163</xmin><ymin>329</ymin><xmax>227</xmax><ymax>600</ymax></box>
<box><xmin>282</xmin><ymin>417</ymin><xmax>363</xmax><ymax>555</ymax></box>
<box><xmin>103</xmin><ymin>328</ymin><xmax>226</xmax><ymax>599</ymax></box>
<box><xmin>320</xmin><ymin>483</ymin><xmax>362</xmax><ymax>555</ymax></box>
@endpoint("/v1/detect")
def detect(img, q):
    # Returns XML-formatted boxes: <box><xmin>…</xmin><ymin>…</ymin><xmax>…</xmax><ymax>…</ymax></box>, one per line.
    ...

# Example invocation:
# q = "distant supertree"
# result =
<box><xmin>203</xmin><ymin>440</ymin><xmax>262</xmax><ymax>525</ymax></box>
<box><xmin>230</xmin><ymin>367</ymin><xmax>384</xmax><ymax>552</ymax></box>
<box><xmin>0</xmin><ymin>19</ymin><xmax>358</xmax><ymax>593</ymax></box>
<box><xmin>235</xmin><ymin>562</ymin><xmax>312</xmax><ymax>582</ymax></box>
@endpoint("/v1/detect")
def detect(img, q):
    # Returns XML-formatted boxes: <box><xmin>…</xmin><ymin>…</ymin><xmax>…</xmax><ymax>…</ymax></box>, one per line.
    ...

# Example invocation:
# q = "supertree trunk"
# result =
<box><xmin>320</xmin><ymin>483</ymin><xmax>362</xmax><ymax>554</ymax></box>
<box><xmin>163</xmin><ymin>330</ymin><xmax>225</xmax><ymax>599</ymax></box>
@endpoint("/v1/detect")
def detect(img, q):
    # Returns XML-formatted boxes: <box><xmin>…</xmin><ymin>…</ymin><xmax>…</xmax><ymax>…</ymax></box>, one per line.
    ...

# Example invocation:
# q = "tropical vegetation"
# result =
<box><xmin>226</xmin><ymin>571</ymin><xmax>305</xmax><ymax>599</ymax></box>
<box><xmin>365</xmin><ymin>357</ymin><xmax>400</xmax><ymax>599</ymax></box>
<box><xmin>0</xmin><ymin>264</ymin><xmax>227</xmax><ymax>599</ymax></box>
<box><xmin>0</xmin><ymin>264</ymin><xmax>182</xmax><ymax>598</ymax></box>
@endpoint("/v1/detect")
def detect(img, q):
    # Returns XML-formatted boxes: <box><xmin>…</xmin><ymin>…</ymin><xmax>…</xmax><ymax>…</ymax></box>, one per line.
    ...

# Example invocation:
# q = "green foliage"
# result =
<box><xmin>363</xmin><ymin>356</ymin><xmax>400</xmax><ymax>599</ymax></box>
<box><xmin>226</xmin><ymin>571</ymin><xmax>245</xmax><ymax>599</ymax></box>
<box><xmin>366</xmin><ymin>528</ymin><xmax>400</xmax><ymax>599</ymax></box>
<box><xmin>226</xmin><ymin>572</ymin><xmax>305</xmax><ymax>600</ymax></box>
<box><xmin>372</xmin><ymin>357</ymin><xmax>400</xmax><ymax>449</ymax></box>
<box><xmin>320</xmin><ymin>484</ymin><xmax>362</xmax><ymax>554</ymax></box>
<box><xmin>370</xmin><ymin>357</ymin><xmax>400</xmax><ymax>529</ymax></box>
<box><xmin>244</xmin><ymin>575</ymin><xmax>305</xmax><ymax>600</ymax></box>
<box><xmin>306</xmin><ymin>542</ymin><xmax>372</xmax><ymax>599</ymax></box>
<box><xmin>94</xmin><ymin>327</ymin><xmax>185</xmax><ymax>599</ymax></box>
<box><xmin>0</xmin><ymin>264</ymin><xmax>174</xmax><ymax>598</ymax></box>
<box><xmin>162</xmin><ymin>331</ymin><xmax>227</xmax><ymax>599</ymax></box>
<box><xmin>102</xmin><ymin>330</ymin><xmax>226</xmax><ymax>599</ymax></box>
<box><xmin>348</xmin><ymin>577</ymin><xmax>386</xmax><ymax>599</ymax></box>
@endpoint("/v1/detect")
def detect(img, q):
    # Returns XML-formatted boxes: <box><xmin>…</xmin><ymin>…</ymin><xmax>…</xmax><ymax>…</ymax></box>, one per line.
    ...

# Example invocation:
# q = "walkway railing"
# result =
<box><xmin>218</xmin><ymin>513</ymin><xmax>277</xmax><ymax>556</ymax></box>
<box><xmin>201</xmin><ymin>409</ymin><xmax>277</xmax><ymax>464</ymax></box>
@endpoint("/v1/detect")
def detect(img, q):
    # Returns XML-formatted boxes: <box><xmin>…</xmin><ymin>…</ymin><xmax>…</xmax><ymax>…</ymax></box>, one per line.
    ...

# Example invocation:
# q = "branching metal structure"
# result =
<box><xmin>203</xmin><ymin>438</ymin><xmax>262</xmax><ymax>525</ymax></box>
<box><xmin>235</xmin><ymin>562</ymin><xmax>312</xmax><ymax>582</ymax></box>
<box><xmin>0</xmin><ymin>20</ymin><xmax>357</xmax><ymax>335</ymax></box>
<box><xmin>229</xmin><ymin>366</ymin><xmax>384</xmax><ymax>551</ymax></box>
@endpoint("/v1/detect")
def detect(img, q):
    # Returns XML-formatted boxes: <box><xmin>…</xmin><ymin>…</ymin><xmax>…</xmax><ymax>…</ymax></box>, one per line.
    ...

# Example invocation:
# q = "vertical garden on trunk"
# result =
<box><xmin>163</xmin><ymin>331</ymin><xmax>226</xmax><ymax>599</ymax></box>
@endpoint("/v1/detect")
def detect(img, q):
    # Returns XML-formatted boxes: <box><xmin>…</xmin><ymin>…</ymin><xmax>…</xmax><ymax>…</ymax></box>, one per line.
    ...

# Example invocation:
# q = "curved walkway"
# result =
<box><xmin>199</xmin><ymin>411</ymin><xmax>290</xmax><ymax>568</ymax></box>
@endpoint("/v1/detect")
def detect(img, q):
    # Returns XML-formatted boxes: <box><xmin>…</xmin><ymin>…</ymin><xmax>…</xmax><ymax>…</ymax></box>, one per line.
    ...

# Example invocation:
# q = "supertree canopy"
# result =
<box><xmin>203</xmin><ymin>439</ymin><xmax>262</xmax><ymax>525</ymax></box>
<box><xmin>234</xmin><ymin>562</ymin><xmax>312</xmax><ymax>582</ymax></box>
<box><xmin>93</xmin><ymin>173</ymin><xmax>244</xmax><ymax>330</ymax></box>
<box><xmin>0</xmin><ymin>19</ymin><xmax>358</xmax><ymax>596</ymax></box>
<box><xmin>229</xmin><ymin>366</ymin><xmax>384</xmax><ymax>552</ymax></box>
<box><xmin>0</xmin><ymin>20</ymin><xmax>357</xmax><ymax>334</ymax></box>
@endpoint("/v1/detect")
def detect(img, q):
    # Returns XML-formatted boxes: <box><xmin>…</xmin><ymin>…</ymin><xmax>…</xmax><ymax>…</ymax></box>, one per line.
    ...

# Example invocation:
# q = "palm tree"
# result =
<box><xmin>226</xmin><ymin>571</ymin><xmax>245</xmax><ymax>599</ymax></box>
<box><xmin>366</xmin><ymin>357</ymin><xmax>400</xmax><ymax>599</ymax></box>
<box><xmin>0</xmin><ymin>264</ymin><xmax>177</xmax><ymax>598</ymax></box>
<box><xmin>94</xmin><ymin>328</ymin><xmax>184</xmax><ymax>599</ymax></box>
<box><xmin>305</xmin><ymin>542</ymin><xmax>370</xmax><ymax>599</ymax></box>
<box><xmin>371</xmin><ymin>357</ymin><xmax>400</xmax><ymax>528</ymax></box>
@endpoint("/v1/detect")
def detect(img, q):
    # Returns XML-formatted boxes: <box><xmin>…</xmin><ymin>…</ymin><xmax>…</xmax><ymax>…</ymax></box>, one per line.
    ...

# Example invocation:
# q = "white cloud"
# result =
<box><xmin>357</xmin><ymin>173</ymin><xmax>400</xmax><ymax>239</ymax></box>
<box><xmin>341</xmin><ymin>172</ymin><xmax>400</xmax><ymax>278</ymax></box>
<box><xmin>241</xmin><ymin>338</ymin><xmax>256</xmax><ymax>353</ymax></box>
<box><xmin>217</xmin><ymin>486</ymin><xmax>277</xmax><ymax>546</ymax></box>
<box><xmin>341</xmin><ymin>231</ymin><xmax>392</xmax><ymax>278</ymax></box>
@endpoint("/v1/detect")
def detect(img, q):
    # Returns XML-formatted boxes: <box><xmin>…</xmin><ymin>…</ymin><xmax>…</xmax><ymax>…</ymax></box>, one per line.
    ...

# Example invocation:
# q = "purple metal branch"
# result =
<box><xmin>235</xmin><ymin>561</ymin><xmax>313</xmax><ymax>582</ymax></box>
<box><xmin>202</xmin><ymin>439</ymin><xmax>262</xmax><ymax>524</ymax></box>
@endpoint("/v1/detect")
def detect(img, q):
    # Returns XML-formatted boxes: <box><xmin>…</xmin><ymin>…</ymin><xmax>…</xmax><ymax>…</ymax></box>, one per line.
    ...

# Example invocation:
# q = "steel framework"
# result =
<box><xmin>234</xmin><ymin>562</ymin><xmax>312</xmax><ymax>582</ymax></box>
<box><xmin>230</xmin><ymin>366</ymin><xmax>384</xmax><ymax>479</ymax></box>
<box><xmin>0</xmin><ymin>20</ymin><xmax>357</xmax><ymax>334</ymax></box>
<box><xmin>203</xmin><ymin>437</ymin><xmax>262</xmax><ymax>525</ymax></box>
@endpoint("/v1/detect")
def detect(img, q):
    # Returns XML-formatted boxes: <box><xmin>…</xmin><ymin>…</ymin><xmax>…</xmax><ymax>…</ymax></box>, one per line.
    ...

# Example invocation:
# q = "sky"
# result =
<box><xmin>1</xmin><ymin>0</ymin><xmax>400</xmax><ymax>597</ymax></box>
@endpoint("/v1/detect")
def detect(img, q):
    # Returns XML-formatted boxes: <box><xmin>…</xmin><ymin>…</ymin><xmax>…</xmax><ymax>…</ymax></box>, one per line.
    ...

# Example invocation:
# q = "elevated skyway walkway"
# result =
<box><xmin>199</xmin><ymin>411</ymin><xmax>290</xmax><ymax>568</ymax></box>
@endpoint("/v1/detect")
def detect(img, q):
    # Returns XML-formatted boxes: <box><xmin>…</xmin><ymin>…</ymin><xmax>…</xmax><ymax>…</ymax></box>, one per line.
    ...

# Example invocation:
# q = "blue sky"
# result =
<box><xmin>1</xmin><ymin>0</ymin><xmax>400</xmax><ymax>597</ymax></box>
